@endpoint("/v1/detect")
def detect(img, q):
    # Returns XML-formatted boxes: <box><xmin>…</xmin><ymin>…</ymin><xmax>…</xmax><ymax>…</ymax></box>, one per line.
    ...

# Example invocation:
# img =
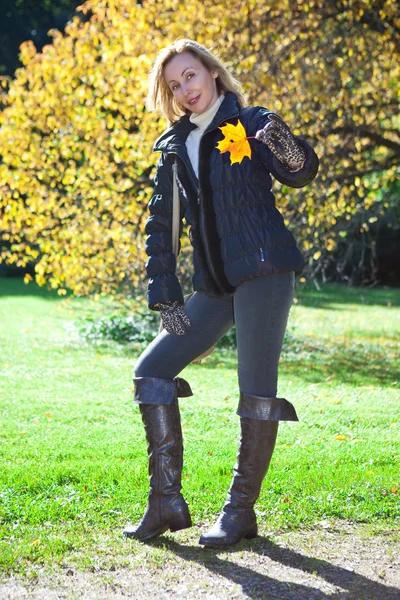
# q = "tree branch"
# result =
<box><xmin>330</xmin><ymin>126</ymin><xmax>400</xmax><ymax>153</ymax></box>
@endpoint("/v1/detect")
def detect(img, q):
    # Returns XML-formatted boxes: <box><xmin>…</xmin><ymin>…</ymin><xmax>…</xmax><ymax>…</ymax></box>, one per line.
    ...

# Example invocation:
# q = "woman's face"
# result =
<box><xmin>164</xmin><ymin>52</ymin><xmax>219</xmax><ymax>114</ymax></box>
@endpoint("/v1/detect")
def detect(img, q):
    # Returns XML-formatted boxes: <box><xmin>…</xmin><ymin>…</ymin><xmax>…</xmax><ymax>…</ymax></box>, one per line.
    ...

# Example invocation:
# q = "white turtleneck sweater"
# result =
<box><xmin>186</xmin><ymin>94</ymin><xmax>225</xmax><ymax>178</ymax></box>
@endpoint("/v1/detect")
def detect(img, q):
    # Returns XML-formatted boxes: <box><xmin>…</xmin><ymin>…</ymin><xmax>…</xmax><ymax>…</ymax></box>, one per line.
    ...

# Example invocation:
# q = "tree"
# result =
<box><xmin>0</xmin><ymin>0</ymin><xmax>399</xmax><ymax>297</ymax></box>
<box><xmin>0</xmin><ymin>1</ymin><xmax>86</xmax><ymax>76</ymax></box>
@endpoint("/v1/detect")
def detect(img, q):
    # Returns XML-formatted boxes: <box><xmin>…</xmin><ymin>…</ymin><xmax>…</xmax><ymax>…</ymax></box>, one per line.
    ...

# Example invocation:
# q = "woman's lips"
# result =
<box><xmin>188</xmin><ymin>95</ymin><xmax>200</xmax><ymax>106</ymax></box>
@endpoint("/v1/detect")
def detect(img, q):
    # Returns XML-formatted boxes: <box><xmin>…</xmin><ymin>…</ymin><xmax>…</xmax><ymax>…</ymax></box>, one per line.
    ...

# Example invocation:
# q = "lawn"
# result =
<box><xmin>0</xmin><ymin>277</ymin><xmax>399</xmax><ymax>578</ymax></box>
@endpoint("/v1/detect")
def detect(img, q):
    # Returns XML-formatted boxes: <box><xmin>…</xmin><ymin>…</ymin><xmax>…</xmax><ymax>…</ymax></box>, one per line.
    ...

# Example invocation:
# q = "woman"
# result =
<box><xmin>123</xmin><ymin>39</ymin><xmax>319</xmax><ymax>547</ymax></box>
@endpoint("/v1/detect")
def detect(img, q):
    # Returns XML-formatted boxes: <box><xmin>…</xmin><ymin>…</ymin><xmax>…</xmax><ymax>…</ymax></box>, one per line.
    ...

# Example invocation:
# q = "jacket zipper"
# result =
<box><xmin>195</xmin><ymin>111</ymin><xmax>241</xmax><ymax>205</ymax></box>
<box><xmin>169</xmin><ymin>150</ymin><xmax>199</xmax><ymax>204</ymax></box>
<box><xmin>166</xmin><ymin>112</ymin><xmax>240</xmax><ymax>295</ymax></box>
<box><xmin>167</xmin><ymin>111</ymin><xmax>240</xmax><ymax>208</ymax></box>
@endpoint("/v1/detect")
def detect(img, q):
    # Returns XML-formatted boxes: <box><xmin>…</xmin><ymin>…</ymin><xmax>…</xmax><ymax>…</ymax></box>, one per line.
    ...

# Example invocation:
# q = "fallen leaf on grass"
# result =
<box><xmin>335</xmin><ymin>434</ymin><xmax>347</xmax><ymax>440</ymax></box>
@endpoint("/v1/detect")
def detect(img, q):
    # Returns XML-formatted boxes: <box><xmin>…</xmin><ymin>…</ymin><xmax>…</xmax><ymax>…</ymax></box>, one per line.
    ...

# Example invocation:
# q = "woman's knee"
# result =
<box><xmin>133</xmin><ymin>341</ymin><xmax>178</xmax><ymax>380</ymax></box>
<box><xmin>133</xmin><ymin>350</ymin><xmax>158</xmax><ymax>379</ymax></box>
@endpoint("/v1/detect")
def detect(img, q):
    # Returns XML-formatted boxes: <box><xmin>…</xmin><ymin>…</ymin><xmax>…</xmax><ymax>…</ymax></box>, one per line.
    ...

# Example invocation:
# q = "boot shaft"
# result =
<box><xmin>140</xmin><ymin>400</ymin><xmax>184</xmax><ymax>499</ymax></box>
<box><xmin>225</xmin><ymin>418</ymin><xmax>279</xmax><ymax>510</ymax></box>
<box><xmin>123</xmin><ymin>395</ymin><xmax>192</xmax><ymax>540</ymax></box>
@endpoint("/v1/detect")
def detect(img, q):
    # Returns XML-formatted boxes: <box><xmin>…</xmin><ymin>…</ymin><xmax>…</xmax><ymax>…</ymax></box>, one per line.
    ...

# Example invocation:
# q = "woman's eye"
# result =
<box><xmin>171</xmin><ymin>73</ymin><xmax>194</xmax><ymax>91</ymax></box>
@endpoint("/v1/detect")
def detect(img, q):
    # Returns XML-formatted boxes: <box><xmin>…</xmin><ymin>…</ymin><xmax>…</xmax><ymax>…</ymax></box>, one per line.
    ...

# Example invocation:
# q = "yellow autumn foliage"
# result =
<box><xmin>0</xmin><ymin>0</ymin><xmax>398</xmax><ymax>296</ymax></box>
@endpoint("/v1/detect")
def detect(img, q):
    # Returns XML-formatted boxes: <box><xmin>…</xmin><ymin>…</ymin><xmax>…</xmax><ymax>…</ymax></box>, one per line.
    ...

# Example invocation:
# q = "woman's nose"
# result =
<box><xmin>182</xmin><ymin>82</ymin><xmax>192</xmax><ymax>96</ymax></box>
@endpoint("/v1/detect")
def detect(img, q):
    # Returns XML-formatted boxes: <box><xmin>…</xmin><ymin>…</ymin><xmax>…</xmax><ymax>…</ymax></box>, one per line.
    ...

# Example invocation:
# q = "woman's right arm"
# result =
<box><xmin>144</xmin><ymin>152</ymin><xmax>185</xmax><ymax>311</ymax></box>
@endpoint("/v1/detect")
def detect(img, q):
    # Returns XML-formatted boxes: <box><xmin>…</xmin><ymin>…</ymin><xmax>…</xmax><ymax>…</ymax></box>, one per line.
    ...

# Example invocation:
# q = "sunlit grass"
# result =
<box><xmin>0</xmin><ymin>277</ymin><xmax>399</xmax><ymax>575</ymax></box>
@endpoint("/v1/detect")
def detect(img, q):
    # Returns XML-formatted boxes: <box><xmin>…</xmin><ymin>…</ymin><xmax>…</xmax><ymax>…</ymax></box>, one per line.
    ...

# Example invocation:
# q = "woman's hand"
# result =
<box><xmin>157</xmin><ymin>301</ymin><xmax>192</xmax><ymax>335</ymax></box>
<box><xmin>255</xmin><ymin>114</ymin><xmax>306</xmax><ymax>171</ymax></box>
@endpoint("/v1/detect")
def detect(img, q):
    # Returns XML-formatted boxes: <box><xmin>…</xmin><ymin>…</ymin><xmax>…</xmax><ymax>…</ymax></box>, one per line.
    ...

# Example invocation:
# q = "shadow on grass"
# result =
<box><xmin>0</xmin><ymin>277</ymin><xmax>63</xmax><ymax>300</ymax></box>
<box><xmin>296</xmin><ymin>282</ymin><xmax>399</xmax><ymax>309</ymax></box>
<box><xmin>281</xmin><ymin>340</ymin><xmax>399</xmax><ymax>387</ymax></box>
<box><xmin>150</xmin><ymin>536</ymin><xmax>399</xmax><ymax>600</ymax></box>
<box><xmin>2</xmin><ymin>277</ymin><xmax>399</xmax><ymax>309</ymax></box>
<box><xmin>201</xmin><ymin>337</ymin><xmax>399</xmax><ymax>387</ymax></box>
<box><xmin>90</xmin><ymin>332</ymin><xmax>398</xmax><ymax>388</ymax></box>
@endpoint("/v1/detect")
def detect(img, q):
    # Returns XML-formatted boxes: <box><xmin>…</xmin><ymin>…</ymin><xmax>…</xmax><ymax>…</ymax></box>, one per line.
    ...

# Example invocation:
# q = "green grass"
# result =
<box><xmin>0</xmin><ymin>277</ymin><xmax>399</xmax><ymax>576</ymax></box>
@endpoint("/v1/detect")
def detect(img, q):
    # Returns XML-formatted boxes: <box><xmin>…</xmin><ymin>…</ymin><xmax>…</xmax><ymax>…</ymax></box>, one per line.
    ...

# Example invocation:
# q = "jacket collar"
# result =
<box><xmin>152</xmin><ymin>91</ymin><xmax>241</xmax><ymax>153</ymax></box>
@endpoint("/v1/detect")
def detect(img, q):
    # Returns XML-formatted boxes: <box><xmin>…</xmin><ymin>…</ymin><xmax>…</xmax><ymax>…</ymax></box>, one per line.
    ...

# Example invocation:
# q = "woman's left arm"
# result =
<box><xmin>251</xmin><ymin>108</ymin><xmax>319</xmax><ymax>188</ymax></box>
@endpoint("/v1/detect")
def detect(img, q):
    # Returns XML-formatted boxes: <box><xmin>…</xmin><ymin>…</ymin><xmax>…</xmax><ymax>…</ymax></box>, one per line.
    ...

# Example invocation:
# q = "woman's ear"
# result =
<box><xmin>212</xmin><ymin>70</ymin><xmax>218</xmax><ymax>79</ymax></box>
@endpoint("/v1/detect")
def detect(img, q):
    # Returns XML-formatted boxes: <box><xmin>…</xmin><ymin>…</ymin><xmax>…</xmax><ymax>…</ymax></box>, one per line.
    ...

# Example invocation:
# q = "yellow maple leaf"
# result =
<box><xmin>216</xmin><ymin>120</ymin><xmax>252</xmax><ymax>165</ymax></box>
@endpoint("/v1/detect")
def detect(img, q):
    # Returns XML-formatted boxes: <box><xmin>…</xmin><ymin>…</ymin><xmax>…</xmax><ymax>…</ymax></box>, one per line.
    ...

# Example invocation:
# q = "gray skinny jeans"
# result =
<box><xmin>134</xmin><ymin>272</ymin><xmax>297</xmax><ymax>420</ymax></box>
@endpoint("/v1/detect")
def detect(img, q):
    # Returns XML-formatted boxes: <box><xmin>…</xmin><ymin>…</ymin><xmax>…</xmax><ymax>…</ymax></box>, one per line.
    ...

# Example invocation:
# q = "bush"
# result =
<box><xmin>77</xmin><ymin>310</ymin><xmax>238</xmax><ymax>350</ymax></box>
<box><xmin>77</xmin><ymin>310</ymin><xmax>296</xmax><ymax>352</ymax></box>
<box><xmin>77</xmin><ymin>309</ymin><xmax>159</xmax><ymax>347</ymax></box>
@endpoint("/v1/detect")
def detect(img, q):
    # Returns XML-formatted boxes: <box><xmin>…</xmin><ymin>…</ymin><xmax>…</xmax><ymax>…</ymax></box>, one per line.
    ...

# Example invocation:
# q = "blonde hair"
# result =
<box><xmin>146</xmin><ymin>38</ymin><xmax>247</xmax><ymax>125</ymax></box>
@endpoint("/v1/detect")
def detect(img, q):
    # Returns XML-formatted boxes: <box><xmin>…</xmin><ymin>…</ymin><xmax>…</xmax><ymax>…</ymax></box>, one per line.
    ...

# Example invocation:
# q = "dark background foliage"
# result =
<box><xmin>0</xmin><ymin>1</ymin><xmax>84</xmax><ymax>76</ymax></box>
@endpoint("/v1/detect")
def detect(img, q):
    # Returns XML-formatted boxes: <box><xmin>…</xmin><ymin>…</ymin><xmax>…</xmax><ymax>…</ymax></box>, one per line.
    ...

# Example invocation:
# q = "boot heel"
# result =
<box><xmin>169</xmin><ymin>513</ymin><xmax>192</xmax><ymax>532</ymax></box>
<box><xmin>244</xmin><ymin>524</ymin><xmax>258</xmax><ymax>539</ymax></box>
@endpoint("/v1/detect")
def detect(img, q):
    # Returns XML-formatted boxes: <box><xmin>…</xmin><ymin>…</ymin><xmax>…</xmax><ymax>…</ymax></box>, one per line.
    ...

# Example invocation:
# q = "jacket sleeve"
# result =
<box><xmin>249</xmin><ymin>107</ymin><xmax>319</xmax><ymax>188</ymax></box>
<box><xmin>144</xmin><ymin>152</ymin><xmax>185</xmax><ymax>311</ymax></box>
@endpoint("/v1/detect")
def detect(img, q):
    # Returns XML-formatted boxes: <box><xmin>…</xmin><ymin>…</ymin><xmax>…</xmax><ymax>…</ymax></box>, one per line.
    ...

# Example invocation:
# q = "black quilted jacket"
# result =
<box><xmin>144</xmin><ymin>91</ymin><xmax>319</xmax><ymax>310</ymax></box>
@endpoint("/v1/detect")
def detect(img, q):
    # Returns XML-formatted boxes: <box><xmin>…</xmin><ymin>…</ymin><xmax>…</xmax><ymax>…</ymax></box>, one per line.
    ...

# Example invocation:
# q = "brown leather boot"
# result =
<box><xmin>199</xmin><ymin>417</ymin><xmax>278</xmax><ymax>547</ymax></box>
<box><xmin>199</xmin><ymin>392</ymin><xmax>298</xmax><ymax>548</ymax></box>
<box><xmin>123</xmin><ymin>377</ymin><xmax>192</xmax><ymax>541</ymax></box>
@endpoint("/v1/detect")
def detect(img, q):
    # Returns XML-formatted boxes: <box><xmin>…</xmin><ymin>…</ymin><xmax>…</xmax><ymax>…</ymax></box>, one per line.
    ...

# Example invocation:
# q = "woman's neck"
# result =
<box><xmin>189</xmin><ymin>94</ymin><xmax>225</xmax><ymax>131</ymax></box>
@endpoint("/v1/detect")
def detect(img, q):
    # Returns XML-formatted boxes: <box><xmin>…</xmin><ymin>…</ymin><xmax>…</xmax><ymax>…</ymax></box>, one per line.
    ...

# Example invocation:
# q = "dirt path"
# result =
<box><xmin>1</xmin><ymin>522</ymin><xmax>399</xmax><ymax>599</ymax></box>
